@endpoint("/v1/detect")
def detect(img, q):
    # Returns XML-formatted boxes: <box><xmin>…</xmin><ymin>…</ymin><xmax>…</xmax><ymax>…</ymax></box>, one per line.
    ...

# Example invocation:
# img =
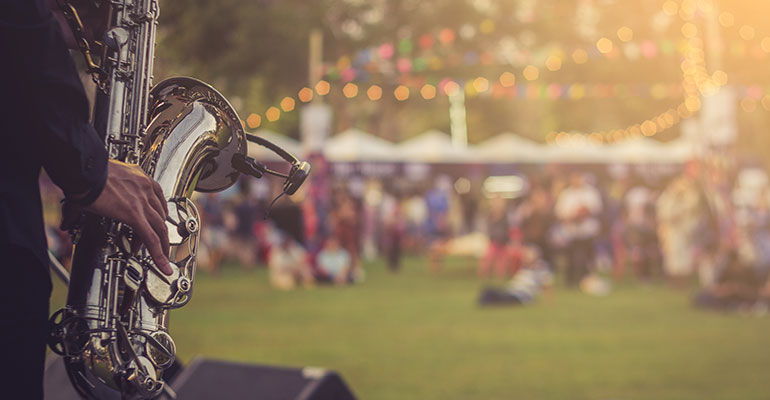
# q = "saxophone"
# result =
<box><xmin>47</xmin><ymin>1</ymin><xmax>310</xmax><ymax>398</ymax></box>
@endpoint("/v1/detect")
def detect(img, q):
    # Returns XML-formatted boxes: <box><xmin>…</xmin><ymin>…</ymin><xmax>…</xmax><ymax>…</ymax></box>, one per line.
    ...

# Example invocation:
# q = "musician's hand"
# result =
<box><xmin>88</xmin><ymin>160</ymin><xmax>172</xmax><ymax>275</ymax></box>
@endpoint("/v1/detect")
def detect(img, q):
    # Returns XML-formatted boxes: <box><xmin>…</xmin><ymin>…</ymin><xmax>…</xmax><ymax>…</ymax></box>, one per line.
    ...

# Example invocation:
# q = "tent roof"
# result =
<box><xmin>397</xmin><ymin>130</ymin><xmax>473</xmax><ymax>163</ymax></box>
<box><xmin>603</xmin><ymin>136</ymin><xmax>696</xmax><ymax>163</ymax></box>
<box><xmin>602</xmin><ymin>137</ymin><xmax>665</xmax><ymax>163</ymax></box>
<box><xmin>474</xmin><ymin>132</ymin><xmax>545</xmax><ymax>162</ymax></box>
<box><xmin>323</xmin><ymin>128</ymin><xmax>399</xmax><ymax>162</ymax></box>
<box><xmin>659</xmin><ymin>137</ymin><xmax>697</xmax><ymax>163</ymax></box>
<box><xmin>538</xmin><ymin>135</ymin><xmax>607</xmax><ymax>163</ymax></box>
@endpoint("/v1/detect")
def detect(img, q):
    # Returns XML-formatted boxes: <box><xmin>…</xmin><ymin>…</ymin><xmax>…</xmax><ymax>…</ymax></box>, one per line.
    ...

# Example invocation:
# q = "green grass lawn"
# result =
<box><xmin>51</xmin><ymin>256</ymin><xmax>770</xmax><ymax>399</ymax></box>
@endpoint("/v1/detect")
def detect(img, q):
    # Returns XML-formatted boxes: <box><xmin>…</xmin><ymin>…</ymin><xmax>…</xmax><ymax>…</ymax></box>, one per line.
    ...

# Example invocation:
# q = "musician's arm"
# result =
<box><xmin>0</xmin><ymin>0</ymin><xmax>171</xmax><ymax>273</ymax></box>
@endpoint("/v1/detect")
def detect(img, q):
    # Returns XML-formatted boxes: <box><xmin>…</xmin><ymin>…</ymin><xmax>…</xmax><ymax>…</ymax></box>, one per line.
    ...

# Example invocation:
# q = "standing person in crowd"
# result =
<box><xmin>301</xmin><ymin>154</ymin><xmax>331</xmax><ymax>265</ymax></box>
<box><xmin>554</xmin><ymin>172</ymin><xmax>603</xmax><ymax>287</ymax></box>
<box><xmin>1</xmin><ymin>2</ymin><xmax>172</xmax><ymax>397</ymax></box>
<box><xmin>733</xmin><ymin>166</ymin><xmax>770</xmax><ymax>279</ymax></box>
<box><xmin>381</xmin><ymin>190</ymin><xmax>405</xmax><ymax>272</ymax></box>
<box><xmin>479</xmin><ymin>195</ymin><xmax>511</xmax><ymax>279</ymax></box>
<box><xmin>514</xmin><ymin>180</ymin><xmax>555</xmax><ymax>270</ymax></box>
<box><xmin>301</xmin><ymin>190</ymin><xmax>321</xmax><ymax>263</ymax></box>
<box><xmin>331</xmin><ymin>191</ymin><xmax>363</xmax><ymax>281</ymax></box>
<box><xmin>405</xmin><ymin>188</ymin><xmax>429</xmax><ymax>252</ymax></box>
<box><xmin>426</xmin><ymin>176</ymin><xmax>453</xmax><ymax>272</ymax></box>
<box><xmin>231</xmin><ymin>179</ymin><xmax>260</xmax><ymax>269</ymax></box>
<box><xmin>700</xmin><ymin>162</ymin><xmax>738</xmax><ymax>286</ymax></box>
<box><xmin>656</xmin><ymin>161</ymin><xmax>714</xmax><ymax>288</ymax></box>
<box><xmin>604</xmin><ymin>168</ymin><xmax>633</xmax><ymax>279</ymax></box>
<box><xmin>622</xmin><ymin>183</ymin><xmax>660</xmax><ymax>281</ymax></box>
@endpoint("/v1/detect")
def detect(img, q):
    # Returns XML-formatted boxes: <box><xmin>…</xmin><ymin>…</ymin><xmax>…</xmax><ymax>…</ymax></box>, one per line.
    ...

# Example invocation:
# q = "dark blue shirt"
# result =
<box><xmin>0</xmin><ymin>0</ymin><xmax>108</xmax><ymax>268</ymax></box>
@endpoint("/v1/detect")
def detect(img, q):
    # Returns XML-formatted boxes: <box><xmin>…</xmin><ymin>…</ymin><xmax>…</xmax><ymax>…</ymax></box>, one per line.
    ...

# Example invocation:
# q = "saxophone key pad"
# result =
<box><xmin>143</xmin><ymin>260</ymin><xmax>182</xmax><ymax>306</ymax></box>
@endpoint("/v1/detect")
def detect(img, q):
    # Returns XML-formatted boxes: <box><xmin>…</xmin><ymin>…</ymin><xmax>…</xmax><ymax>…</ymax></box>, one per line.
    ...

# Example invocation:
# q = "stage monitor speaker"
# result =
<box><xmin>162</xmin><ymin>357</ymin><xmax>356</xmax><ymax>400</ymax></box>
<box><xmin>44</xmin><ymin>356</ymin><xmax>356</xmax><ymax>400</ymax></box>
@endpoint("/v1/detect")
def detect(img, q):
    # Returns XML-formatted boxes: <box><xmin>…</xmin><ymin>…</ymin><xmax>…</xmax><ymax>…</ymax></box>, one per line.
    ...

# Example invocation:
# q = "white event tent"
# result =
<box><xmin>322</xmin><ymin>128</ymin><xmax>400</xmax><ymax>162</ymax></box>
<box><xmin>396</xmin><ymin>130</ymin><xmax>475</xmax><ymax>163</ymax></box>
<box><xmin>603</xmin><ymin>137</ymin><xmax>669</xmax><ymax>164</ymax></box>
<box><xmin>258</xmin><ymin>127</ymin><xmax>694</xmax><ymax>165</ymax></box>
<box><xmin>602</xmin><ymin>136</ymin><xmax>697</xmax><ymax>164</ymax></box>
<box><xmin>659</xmin><ymin>137</ymin><xmax>698</xmax><ymax>163</ymax></box>
<box><xmin>474</xmin><ymin>132</ymin><xmax>547</xmax><ymax>163</ymax></box>
<box><xmin>540</xmin><ymin>135</ymin><xmax>607</xmax><ymax>164</ymax></box>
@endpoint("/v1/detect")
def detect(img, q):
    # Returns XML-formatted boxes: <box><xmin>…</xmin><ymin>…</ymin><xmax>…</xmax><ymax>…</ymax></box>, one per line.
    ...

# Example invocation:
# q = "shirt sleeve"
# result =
<box><xmin>0</xmin><ymin>0</ymin><xmax>108</xmax><ymax>203</ymax></box>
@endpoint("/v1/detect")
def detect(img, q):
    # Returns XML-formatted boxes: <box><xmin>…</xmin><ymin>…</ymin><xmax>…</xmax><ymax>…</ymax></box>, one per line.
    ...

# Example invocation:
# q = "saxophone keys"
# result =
<box><xmin>176</xmin><ymin>276</ymin><xmax>191</xmax><ymax>294</ymax></box>
<box><xmin>146</xmin><ymin>331</ymin><xmax>176</xmax><ymax>369</ymax></box>
<box><xmin>166</xmin><ymin>197</ymin><xmax>200</xmax><ymax>245</ymax></box>
<box><xmin>125</xmin><ymin>356</ymin><xmax>163</xmax><ymax>398</ymax></box>
<box><xmin>124</xmin><ymin>258</ymin><xmax>145</xmax><ymax>292</ymax></box>
<box><xmin>183</xmin><ymin>218</ymin><xmax>198</xmax><ymax>235</ymax></box>
<box><xmin>143</xmin><ymin>260</ymin><xmax>182</xmax><ymax>306</ymax></box>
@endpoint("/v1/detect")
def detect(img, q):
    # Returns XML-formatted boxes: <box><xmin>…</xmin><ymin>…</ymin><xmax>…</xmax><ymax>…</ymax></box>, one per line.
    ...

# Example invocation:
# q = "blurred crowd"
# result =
<box><xmin>40</xmin><ymin>156</ymin><xmax>770</xmax><ymax>312</ymax></box>
<box><xmin>471</xmin><ymin>159</ymin><xmax>770</xmax><ymax>312</ymax></box>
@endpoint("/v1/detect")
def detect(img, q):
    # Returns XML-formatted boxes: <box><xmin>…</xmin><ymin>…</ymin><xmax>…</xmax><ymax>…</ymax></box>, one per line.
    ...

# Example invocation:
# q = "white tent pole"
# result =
<box><xmin>449</xmin><ymin>90</ymin><xmax>468</xmax><ymax>149</ymax></box>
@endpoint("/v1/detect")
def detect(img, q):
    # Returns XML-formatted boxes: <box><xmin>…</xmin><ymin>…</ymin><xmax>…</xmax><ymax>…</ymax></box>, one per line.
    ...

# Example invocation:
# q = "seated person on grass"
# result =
<box><xmin>268</xmin><ymin>235</ymin><xmax>315</xmax><ymax>290</ymax></box>
<box><xmin>478</xmin><ymin>247</ymin><xmax>553</xmax><ymax>306</ymax></box>
<box><xmin>316</xmin><ymin>236</ymin><xmax>352</xmax><ymax>285</ymax></box>
<box><xmin>693</xmin><ymin>251</ymin><xmax>767</xmax><ymax>312</ymax></box>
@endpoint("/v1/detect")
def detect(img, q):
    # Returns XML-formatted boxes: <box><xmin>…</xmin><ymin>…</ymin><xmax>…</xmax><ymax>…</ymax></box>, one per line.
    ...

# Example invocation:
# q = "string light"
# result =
<box><xmin>316</xmin><ymin>4</ymin><xmax>767</xmax><ymax>89</ymax></box>
<box><xmin>443</xmin><ymin>81</ymin><xmax>460</xmax><ymax>96</ymax></box>
<box><xmin>421</xmin><ymin>84</ymin><xmax>437</xmax><ymax>100</ymax></box>
<box><xmin>315</xmin><ymin>80</ymin><xmax>330</xmax><ymax>96</ymax></box>
<box><xmin>544</xmin><ymin>0</ymin><xmax>731</xmax><ymax>144</ymax></box>
<box><xmin>367</xmin><ymin>85</ymin><xmax>382</xmax><ymax>101</ymax></box>
<box><xmin>596</xmin><ymin>37</ymin><xmax>614</xmax><ymax>54</ymax></box>
<box><xmin>762</xmin><ymin>95</ymin><xmax>770</xmax><ymax>111</ymax></box>
<box><xmin>246</xmin><ymin>113</ymin><xmax>261</xmax><ymax>129</ymax></box>
<box><xmin>617</xmin><ymin>26</ymin><xmax>634</xmax><ymax>42</ymax></box>
<box><xmin>718</xmin><ymin>11</ymin><xmax>735</xmax><ymax>27</ymax></box>
<box><xmin>394</xmin><ymin>85</ymin><xmax>410</xmax><ymax>101</ymax></box>
<box><xmin>662</xmin><ymin>1</ymin><xmax>678</xmax><ymax>16</ymax></box>
<box><xmin>265</xmin><ymin>106</ymin><xmax>280</xmax><ymax>122</ymax></box>
<box><xmin>298</xmin><ymin>87</ymin><xmax>313</xmax><ymax>102</ymax></box>
<box><xmin>739</xmin><ymin>25</ymin><xmax>756</xmax><ymax>41</ymax></box>
<box><xmin>343</xmin><ymin>82</ymin><xmax>359</xmax><ymax>98</ymax></box>
<box><xmin>499</xmin><ymin>72</ymin><xmax>516</xmax><ymax>87</ymax></box>
<box><xmin>251</xmin><ymin>1</ymin><xmax>770</xmax><ymax>146</ymax></box>
<box><xmin>545</xmin><ymin>55</ymin><xmax>563</xmax><ymax>72</ymax></box>
<box><xmin>253</xmin><ymin>75</ymin><xmax>768</xmax><ymax>133</ymax></box>
<box><xmin>280</xmin><ymin>97</ymin><xmax>295</xmax><ymax>112</ymax></box>
<box><xmin>571</xmin><ymin>49</ymin><xmax>589</xmax><ymax>64</ymax></box>
<box><xmin>522</xmin><ymin>65</ymin><xmax>540</xmax><ymax>81</ymax></box>
<box><xmin>681</xmin><ymin>23</ymin><xmax>698</xmax><ymax>39</ymax></box>
<box><xmin>678</xmin><ymin>0</ymin><xmax>696</xmax><ymax>21</ymax></box>
<box><xmin>472</xmin><ymin>77</ymin><xmax>489</xmax><ymax>93</ymax></box>
<box><xmin>761</xmin><ymin>38</ymin><xmax>770</xmax><ymax>52</ymax></box>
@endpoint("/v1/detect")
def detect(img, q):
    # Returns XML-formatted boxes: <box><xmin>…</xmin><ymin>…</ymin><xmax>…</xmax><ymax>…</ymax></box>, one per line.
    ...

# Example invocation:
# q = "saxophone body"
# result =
<box><xmin>49</xmin><ymin>1</ymin><xmax>246</xmax><ymax>398</ymax></box>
